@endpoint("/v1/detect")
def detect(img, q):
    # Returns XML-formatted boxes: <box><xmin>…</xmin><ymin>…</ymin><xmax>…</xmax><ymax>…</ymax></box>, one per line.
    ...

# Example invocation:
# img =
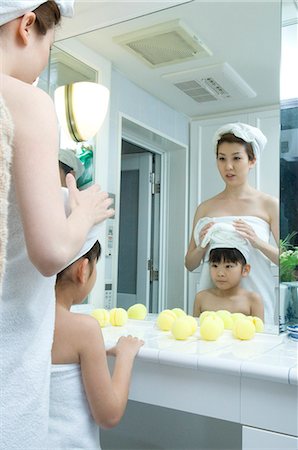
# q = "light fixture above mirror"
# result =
<box><xmin>54</xmin><ymin>81</ymin><xmax>110</xmax><ymax>142</ymax></box>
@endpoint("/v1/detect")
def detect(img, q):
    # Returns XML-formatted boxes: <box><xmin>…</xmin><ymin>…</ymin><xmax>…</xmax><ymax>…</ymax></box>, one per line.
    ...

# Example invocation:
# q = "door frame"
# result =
<box><xmin>112</xmin><ymin>113</ymin><xmax>189</xmax><ymax>312</ymax></box>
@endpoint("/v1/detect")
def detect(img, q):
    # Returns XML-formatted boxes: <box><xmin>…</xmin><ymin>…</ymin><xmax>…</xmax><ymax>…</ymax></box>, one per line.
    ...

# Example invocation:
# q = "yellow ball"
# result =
<box><xmin>172</xmin><ymin>308</ymin><xmax>187</xmax><ymax>318</ymax></box>
<box><xmin>109</xmin><ymin>308</ymin><xmax>128</xmax><ymax>326</ymax></box>
<box><xmin>199</xmin><ymin>310</ymin><xmax>216</xmax><ymax>326</ymax></box>
<box><xmin>162</xmin><ymin>309</ymin><xmax>177</xmax><ymax>320</ymax></box>
<box><xmin>127</xmin><ymin>303</ymin><xmax>148</xmax><ymax>320</ymax></box>
<box><xmin>171</xmin><ymin>318</ymin><xmax>192</xmax><ymax>340</ymax></box>
<box><xmin>200</xmin><ymin>315</ymin><xmax>224</xmax><ymax>341</ymax></box>
<box><xmin>185</xmin><ymin>315</ymin><xmax>198</xmax><ymax>335</ymax></box>
<box><xmin>91</xmin><ymin>308</ymin><xmax>110</xmax><ymax>327</ymax></box>
<box><xmin>233</xmin><ymin>318</ymin><xmax>256</xmax><ymax>340</ymax></box>
<box><xmin>252</xmin><ymin>316</ymin><xmax>264</xmax><ymax>332</ymax></box>
<box><xmin>216</xmin><ymin>310</ymin><xmax>233</xmax><ymax>330</ymax></box>
<box><xmin>231</xmin><ymin>312</ymin><xmax>246</xmax><ymax>323</ymax></box>
<box><xmin>157</xmin><ymin>311</ymin><xmax>176</xmax><ymax>331</ymax></box>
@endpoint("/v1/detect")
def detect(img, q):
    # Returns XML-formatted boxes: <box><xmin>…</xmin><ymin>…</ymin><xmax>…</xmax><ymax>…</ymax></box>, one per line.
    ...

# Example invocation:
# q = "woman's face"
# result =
<box><xmin>216</xmin><ymin>142</ymin><xmax>255</xmax><ymax>186</ymax></box>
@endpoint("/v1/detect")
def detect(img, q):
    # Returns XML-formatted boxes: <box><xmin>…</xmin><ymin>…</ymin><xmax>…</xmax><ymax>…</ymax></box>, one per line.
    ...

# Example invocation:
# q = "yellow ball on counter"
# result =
<box><xmin>91</xmin><ymin>308</ymin><xmax>110</xmax><ymax>327</ymax></box>
<box><xmin>156</xmin><ymin>310</ymin><xmax>176</xmax><ymax>331</ymax></box>
<box><xmin>252</xmin><ymin>316</ymin><xmax>264</xmax><ymax>332</ymax></box>
<box><xmin>127</xmin><ymin>303</ymin><xmax>148</xmax><ymax>320</ymax></box>
<box><xmin>109</xmin><ymin>308</ymin><xmax>128</xmax><ymax>326</ymax></box>
<box><xmin>185</xmin><ymin>315</ymin><xmax>198</xmax><ymax>335</ymax></box>
<box><xmin>171</xmin><ymin>318</ymin><xmax>192</xmax><ymax>340</ymax></box>
<box><xmin>200</xmin><ymin>315</ymin><xmax>224</xmax><ymax>341</ymax></box>
<box><xmin>231</xmin><ymin>312</ymin><xmax>246</xmax><ymax>323</ymax></box>
<box><xmin>216</xmin><ymin>310</ymin><xmax>233</xmax><ymax>330</ymax></box>
<box><xmin>199</xmin><ymin>310</ymin><xmax>216</xmax><ymax>326</ymax></box>
<box><xmin>172</xmin><ymin>308</ymin><xmax>187</xmax><ymax>318</ymax></box>
<box><xmin>232</xmin><ymin>318</ymin><xmax>256</xmax><ymax>340</ymax></box>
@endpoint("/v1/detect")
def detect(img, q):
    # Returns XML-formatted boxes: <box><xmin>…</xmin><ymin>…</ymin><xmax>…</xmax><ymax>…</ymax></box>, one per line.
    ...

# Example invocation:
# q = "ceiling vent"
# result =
<box><xmin>163</xmin><ymin>63</ymin><xmax>256</xmax><ymax>103</ymax></box>
<box><xmin>113</xmin><ymin>19</ymin><xmax>212</xmax><ymax>68</ymax></box>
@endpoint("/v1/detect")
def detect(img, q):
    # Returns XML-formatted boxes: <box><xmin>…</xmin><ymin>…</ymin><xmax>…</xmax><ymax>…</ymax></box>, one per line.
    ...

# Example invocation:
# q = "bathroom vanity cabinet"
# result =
<box><xmin>102</xmin><ymin>316</ymin><xmax>298</xmax><ymax>449</ymax></box>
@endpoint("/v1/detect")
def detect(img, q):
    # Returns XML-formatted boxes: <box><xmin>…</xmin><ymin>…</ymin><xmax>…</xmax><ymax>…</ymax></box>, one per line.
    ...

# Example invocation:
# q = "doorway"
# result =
<box><xmin>114</xmin><ymin>116</ymin><xmax>188</xmax><ymax>314</ymax></box>
<box><xmin>117</xmin><ymin>141</ymin><xmax>161</xmax><ymax>313</ymax></box>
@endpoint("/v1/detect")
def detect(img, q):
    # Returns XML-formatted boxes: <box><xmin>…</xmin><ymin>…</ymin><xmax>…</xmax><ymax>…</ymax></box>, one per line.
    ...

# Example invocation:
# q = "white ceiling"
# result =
<box><xmin>56</xmin><ymin>1</ymin><xmax>283</xmax><ymax>119</ymax></box>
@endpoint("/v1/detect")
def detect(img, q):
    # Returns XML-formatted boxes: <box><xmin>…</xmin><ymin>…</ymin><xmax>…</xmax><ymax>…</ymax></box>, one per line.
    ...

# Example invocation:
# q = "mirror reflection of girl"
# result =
<box><xmin>193</xmin><ymin>247</ymin><xmax>264</xmax><ymax>321</ymax></box>
<box><xmin>50</xmin><ymin>239</ymin><xmax>143</xmax><ymax>449</ymax></box>
<box><xmin>185</xmin><ymin>123</ymin><xmax>278</xmax><ymax>324</ymax></box>
<box><xmin>0</xmin><ymin>2</ymin><xmax>114</xmax><ymax>448</ymax></box>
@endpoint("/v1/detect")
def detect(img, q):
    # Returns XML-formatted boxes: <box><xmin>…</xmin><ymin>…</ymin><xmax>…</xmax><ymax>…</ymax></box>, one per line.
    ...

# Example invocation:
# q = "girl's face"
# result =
<box><xmin>216</xmin><ymin>142</ymin><xmax>256</xmax><ymax>186</ymax></box>
<box><xmin>210</xmin><ymin>260</ymin><xmax>244</xmax><ymax>290</ymax></box>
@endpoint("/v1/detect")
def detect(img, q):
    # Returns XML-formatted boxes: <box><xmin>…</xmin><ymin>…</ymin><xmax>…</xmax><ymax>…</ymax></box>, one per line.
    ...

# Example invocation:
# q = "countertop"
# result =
<box><xmin>73</xmin><ymin>307</ymin><xmax>298</xmax><ymax>386</ymax></box>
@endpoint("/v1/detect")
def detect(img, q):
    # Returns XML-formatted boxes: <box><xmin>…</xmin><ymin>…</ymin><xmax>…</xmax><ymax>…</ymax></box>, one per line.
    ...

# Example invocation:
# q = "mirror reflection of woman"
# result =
<box><xmin>185</xmin><ymin>123</ymin><xmax>279</xmax><ymax>324</ymax></box>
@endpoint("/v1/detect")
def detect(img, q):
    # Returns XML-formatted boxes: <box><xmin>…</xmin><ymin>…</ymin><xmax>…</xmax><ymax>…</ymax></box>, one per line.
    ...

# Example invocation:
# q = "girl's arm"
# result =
<box><xmin>193</xmin><ymin>292</ymin><xmax>202</xmax><ymax>317</ymax></box>
<box><xmin>185</xmin><ymin>206</ymin><xmax>213</xmax><ymax>271</ymax></box>
<box><xmin>5</xmin><ymin>81</ymin><xmax>114</xmax><ymax>276</ymax></box>
<box><xmin>78</xmin><ymin>316</ymin><xmax>143</xmax><ymax>429</ymax></box>
<box><xmin>250</xmin><ymin>293</ymin><xmax>264</xmax><ymax>321</ymax></box>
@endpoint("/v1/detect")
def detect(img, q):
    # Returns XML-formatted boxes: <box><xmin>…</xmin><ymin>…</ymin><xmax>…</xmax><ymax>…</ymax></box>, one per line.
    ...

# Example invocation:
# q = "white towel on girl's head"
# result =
<box><xmin>60</xmin><ymin>187</ymin><xmax>102</xmax><ymax>269</ymax></box>
<box><xmin>199</xmin><ymin>221</ymin><xmax>251</xmax><ymax>263</ymax></box>
<box><xmin>0</xmin><ymin>1</ymin><xmax>74</xmax><ymax>26</ymax></box>
<box><xmin>213</xmin><ymin>122</ymin><xmax>267</xmax><ymax>161</ymax></box>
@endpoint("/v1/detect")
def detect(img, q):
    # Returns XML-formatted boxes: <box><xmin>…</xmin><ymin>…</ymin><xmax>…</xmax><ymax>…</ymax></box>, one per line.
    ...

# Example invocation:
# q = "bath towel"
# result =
<box><xmin>0</xmin><ymin>0</ymin><xmax>74</xmax><ymax>26</ymax></box>
<box><xmin>0</xmin><ymin>96</ymin><xmax>14</xmax><ymax>298</ymax></box>
<box><xmin>49</xmin><ymin>363</ymin><xmax>100</xmax><ymax>449</ymax></box>
<box><xmin>200</xmin><ymin>222</ymin><xmax>251</xmax><ymax>263</ymax></box>
<box><xmin>194</xmin><ymin>216</ymin><xmax>276</xmax><ymax>324</ymax></box>
<box><xmin>213</xmin><ymin>123</ymin><xmax>267</xmax><ymax>160</ymax></box>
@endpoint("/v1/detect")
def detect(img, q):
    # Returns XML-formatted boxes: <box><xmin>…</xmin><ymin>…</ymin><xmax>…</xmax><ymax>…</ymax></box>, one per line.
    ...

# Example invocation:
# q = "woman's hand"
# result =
<box><xmin>233</xmin><ymin>219</ymin><xmax>260</xmax><ymax>248</ymax></box>
<box><xmin>106</xmin><ymin>335</ymin><xmax>144</xmax><ymax>359</ymax></box>
<box><xmin>66</xmin><ymin>174</ymin><xmax>115</xmax><ymax>226</ymax></box>
<box><xmin>198</xmin><ymin>221</ymin><xmax>214</xmax><ymax>248</ymax></box>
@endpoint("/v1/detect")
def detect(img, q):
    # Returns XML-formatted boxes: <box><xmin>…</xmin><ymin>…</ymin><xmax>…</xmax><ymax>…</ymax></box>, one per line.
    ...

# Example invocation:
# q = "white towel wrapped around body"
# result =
<box><xmin>49</xmin><ymin>363</ymin><xmax>100</xmax><ymax>449</ymax></box>
<box><xmin>194</xmin><ymin>216</ymin><xmax>276</xmax><ymax>324</ymax></box>
<box><xmin>0</xmin><ymin>1</ymin><xmax>74</xmax><ymax>26</ymax></box>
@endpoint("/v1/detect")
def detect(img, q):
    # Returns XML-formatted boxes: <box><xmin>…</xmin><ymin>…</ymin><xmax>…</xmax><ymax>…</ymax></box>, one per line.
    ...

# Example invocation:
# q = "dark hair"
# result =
<box><xmin>56</xmin><ymin>241</ymin><xmax>101</xmax><ymax>281</ymax></box>
<box><xmin>59</xmin><ymin>161</ymin><xmax>73</xmax><ymax>176</ymax></box>
<box><xmin>33</xmin><ymin>1</ymin><xmax>61</xmax><ymax>35</ymax></box>
<box><xmin>216</xmin><ymin>133</ymin><xmax>255</xmax><ymax>161</ymax></box>
<box><xmin>209</xmin><ymin>248</ymin><xmax>247</xmax><ymax>266</ymax></box>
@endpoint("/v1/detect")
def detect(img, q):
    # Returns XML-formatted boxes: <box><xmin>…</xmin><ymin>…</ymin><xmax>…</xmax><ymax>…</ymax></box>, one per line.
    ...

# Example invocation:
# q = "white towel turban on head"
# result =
<box><xmin>59</xmin><ymin>148</ymin><xmax>84</xmax><ymax>180</ymax></box>
<box><xmin>61</xmin><ymin>187</ymin><xmax>102</xmax><ymax>269</ymax></box>
<box><xmin>201</xmin><ymin>222</ymin><xmax>251</xmax><ymax>263</ymax></box>
<box><xmin>213</xmin><ymin>122</ymin><xmax>267</xmax><ymax>161</ymax></box>
<box><xmin>0</xmin><ymin>1</ymin><xmax>74</xmax><ymax>26</ymax></box>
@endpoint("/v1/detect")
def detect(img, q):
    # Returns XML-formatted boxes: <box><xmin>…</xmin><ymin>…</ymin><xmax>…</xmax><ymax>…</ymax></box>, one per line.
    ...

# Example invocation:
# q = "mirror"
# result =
<box><xmin>52</xmin><ymin>1</ymin><xmax>281</xmax><ymax>332</ymax></box>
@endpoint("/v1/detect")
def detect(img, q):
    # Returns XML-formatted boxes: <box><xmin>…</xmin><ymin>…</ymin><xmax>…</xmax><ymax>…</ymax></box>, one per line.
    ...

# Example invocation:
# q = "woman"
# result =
<box><xmin>185</xmin><ymin>123</ymin><xmax>278</xmax><ymax>324</ymax></box>
<box><xmin>0</xmin><ymin>2</ymin><xmax>114</xmax><ymax>448</ymax></box>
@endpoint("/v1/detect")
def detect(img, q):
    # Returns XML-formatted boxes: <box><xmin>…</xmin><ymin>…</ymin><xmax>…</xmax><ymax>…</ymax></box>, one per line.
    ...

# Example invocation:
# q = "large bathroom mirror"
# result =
<box><xmin>52</xmin><ymin>0</ymin><xmax>282</xmax><ymax>333</ymax></box>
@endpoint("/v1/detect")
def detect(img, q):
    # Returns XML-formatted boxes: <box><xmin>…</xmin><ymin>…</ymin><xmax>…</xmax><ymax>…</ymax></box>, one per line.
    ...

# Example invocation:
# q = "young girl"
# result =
<box><xmin>193</xmin><ymin>247</ymin><xmax>264</xmax><ymax>321</ymax></box>
<box><xmin>0</xmin><ymin>2</ymin><xmax>113</xmax><ymax>447</ymax></box>
<box><xmin>185</xmin><ymin>123</ymin><xmax>278</xmax><ymax>324</ymax></box>
<box><xmin>50</xmin><ymin>236</ymin><xmax>144</xmax><ymax>449</ymax></box>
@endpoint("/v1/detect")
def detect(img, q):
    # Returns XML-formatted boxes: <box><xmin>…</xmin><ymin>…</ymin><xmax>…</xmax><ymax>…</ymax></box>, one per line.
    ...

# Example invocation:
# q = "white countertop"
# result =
<box><xmin>72</xmin><ymin>307</ymin><xmax>297</xmax><ymax>386</ymax></box>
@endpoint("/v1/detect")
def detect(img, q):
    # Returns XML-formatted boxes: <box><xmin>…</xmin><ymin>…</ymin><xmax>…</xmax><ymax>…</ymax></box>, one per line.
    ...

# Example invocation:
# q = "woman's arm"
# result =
<box><xmin>78</xmin><ymin>316</ymin><xmax>143</xmax><ymax>428</ymax></box>
<box><xmin>5</xmin><ymin>80</ymin><xmax>114</xmax><ymax>276</ymax></box>
<box><xmin>185</xmin><ymin>206</ymin><xmax>213</xmax><ymax>271</ymax></box>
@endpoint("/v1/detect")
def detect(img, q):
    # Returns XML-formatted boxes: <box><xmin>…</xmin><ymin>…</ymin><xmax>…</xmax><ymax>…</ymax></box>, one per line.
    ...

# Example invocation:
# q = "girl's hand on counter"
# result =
<box><xmin>106</xmin><ymin>336</ymin><xmax>144</xmax><ymax>359</ymax></box>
